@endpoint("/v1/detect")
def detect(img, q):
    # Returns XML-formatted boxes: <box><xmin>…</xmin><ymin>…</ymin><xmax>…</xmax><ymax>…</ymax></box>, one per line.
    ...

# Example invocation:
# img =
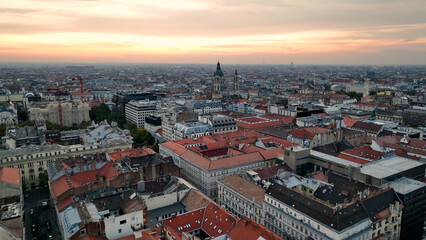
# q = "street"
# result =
<box><xmin>24</xmin><ymin>187</ymin><xmax>61</xmax><ymax>240</ymax></box>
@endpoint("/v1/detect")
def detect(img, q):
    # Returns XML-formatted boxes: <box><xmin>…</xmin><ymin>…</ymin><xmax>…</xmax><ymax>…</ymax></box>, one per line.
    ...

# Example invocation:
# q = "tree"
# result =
<box><xmin>17</xmin><ymin>120</ymin><xmax>36</xmax><ymax>127</ymax></box>
<box><xmin>39</xmin><ymin>170</ymin><xmax>48</xmax><ymax>187</ymax></box>
<box><xmin>151</xmin><ymin>141</ymin><xmax>160</xmax><ymax>153</ymax></box>
<box><xmin>0</xmin><ymin>124</ymin><xmax>5</xmax><ymax>137</ymax></box>
<box><xmin>17</xmin><ymin>107</ymin><xmax>28</xmax><ymax>122</ymax></box>
<box><xmin>369</xmin><ymin>91</ymin><xmax>377</xmax><ymax>96</ymax></box>
<box><xmin>90</xmin><ymin>103</ymin><xmax>111</xmax><ymax>123</ymax></box>
<box><xmin>131</xmin><ymin>128</ymin><xmax>155</xmax><ymax>148</ymax></box>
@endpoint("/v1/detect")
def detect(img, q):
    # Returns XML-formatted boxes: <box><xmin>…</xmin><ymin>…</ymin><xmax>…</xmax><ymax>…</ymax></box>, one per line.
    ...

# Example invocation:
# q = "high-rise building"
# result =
<box><xmin>125</xmin><ymin>100</ymin><xmax>157</xmax><ymax>129</ymax></box>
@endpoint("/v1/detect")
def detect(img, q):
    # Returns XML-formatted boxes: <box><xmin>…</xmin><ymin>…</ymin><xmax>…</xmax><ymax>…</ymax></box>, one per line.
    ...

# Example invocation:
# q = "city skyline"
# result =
<box><xmin>1</xmin><ymin>0</ymin><xmax>425</xmax><ymax>64</ymax></box>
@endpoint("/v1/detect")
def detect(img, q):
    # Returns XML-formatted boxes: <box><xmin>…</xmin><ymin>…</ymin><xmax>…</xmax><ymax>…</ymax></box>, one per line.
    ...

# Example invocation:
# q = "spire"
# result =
<box><xmin>213</xmin><ymin>61</ymin><xmax>224</xmax><ymax>77</ymax></box>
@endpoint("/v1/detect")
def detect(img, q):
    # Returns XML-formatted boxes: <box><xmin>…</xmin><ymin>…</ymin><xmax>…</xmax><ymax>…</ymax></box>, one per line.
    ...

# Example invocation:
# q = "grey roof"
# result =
<box><xmin>266</xmin><ymin>184</ymin><xmax>369</xmax><ymax>232</ymax></box>
<box><xmin>0</xmin><ymin>144</ymin><xmax>63</xmax><ymax>158</ymax></box>
<box><xmin>361</xmin><ymin>188</ymin><xmax>401</xmax><ymax>222</ymax></box>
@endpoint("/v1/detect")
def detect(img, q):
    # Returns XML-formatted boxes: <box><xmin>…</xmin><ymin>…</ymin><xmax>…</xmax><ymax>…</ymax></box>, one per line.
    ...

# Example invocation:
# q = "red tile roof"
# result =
<box><xmin>202</xmin><ymin>203</ymin><xmax>238</xmax><ymax>237</ymax></box>
<box><xmin>343</xmin><ymin>146</ymin><xmax>383</xmax><ymax>160</ymax></box>
<box><xmin>50</xmin><ymin>161</ymin><xmax>120</xmax><ymax>198</ymax></box>
<box><xmin>108</xmin><ymin>148</ymin><xmax>156</xmax><ymax>161</ymax></box>
<box><xmin>228</xmin><ymin>216</ymin><xmax>283</xmax><ymax>240</ymax></box>
<box><xmin>237</xmin><ymin>117</ymin><xmax>282</xmax><ymax>129</ymax></box>
<box><xmin>165</xmin><ymin>208</ymin><xmax>205</xmax><ymax>234</ymax></box>
<box><xmin>0</xmin><ymin>167</ymin><xmax>20</xmax><ymax>185</ymax></box>
<box><xmin>254</xmin><ymin>163</ymin><xmax>293</xmax><ymax>179</ymax></box>
<box><xmin>57</xmin><ymin>196</ymin><xmax>73</xmax><ymax>211</ymax></box>
<box><xmin>70</xmin><ymin>92</ymin><xmax>93</xmax><ymax>95</ymax></box>
<box><xmin>160</xmin><ymin>141</ymin><xmax>188</xmax><ymax>155</ymax></box>
<box><xmin>337</xmin><ymin>153</ymin><xmax>371</xmax><ymax>165</ymax></box>
<box><xmin>342</xmin><ymin>116</ymin><xmax>364</xmax><ymax>128</ymax></box>
<box><xmin>289</xmin><ymin>128</ymin><xmax>316</xmax><ymax>140</ymax></box>
<box><xmin>51</xmin><ymin>175</ymin><xmax>82</xmax><ymax>198</ymax></box>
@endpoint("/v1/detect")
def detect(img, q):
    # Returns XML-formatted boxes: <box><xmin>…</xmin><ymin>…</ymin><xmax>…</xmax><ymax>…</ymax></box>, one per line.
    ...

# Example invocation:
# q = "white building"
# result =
<box><xmin>172</xmin><ymin>120</ymin><xmax>213</xmax><ymax>140</ymax></box>
<box><xmin>125</xmin><ymin>100</ymin><xmax>157</xmax><ymax>129</ymax></box>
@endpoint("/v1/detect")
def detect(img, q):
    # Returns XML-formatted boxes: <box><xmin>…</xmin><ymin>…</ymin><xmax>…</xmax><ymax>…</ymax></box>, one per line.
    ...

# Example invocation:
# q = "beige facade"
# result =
<box><xmin>29</xmin><ymin>101</ymin><xmax>90</xmax><ymax>126</ymax></box>
<box><xmin>217</xmin><ymin>175</ymin><xmax>264</xmax><ymax>224</ymax></box>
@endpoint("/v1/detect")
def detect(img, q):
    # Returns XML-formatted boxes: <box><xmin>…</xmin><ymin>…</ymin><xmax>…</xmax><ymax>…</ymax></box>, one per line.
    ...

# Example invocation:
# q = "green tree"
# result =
<box><xmin>17</xmin><ymin>120</ymin><xmax>36</xmax><ymax>127</ymax></box>
<box><xmin>131</xmin><ymin>128</ymin><xmax>155</xmax><ymax>148</ymax></box>
<box><xmin>39</xmin><ymin>170</ymin><xmax>48</xmax><ymax>187</ymax></box>
<box><xmin>0</xmin><ymin>124</ymin><xmax>6</xmax><ymax>137</ymax></box>
<box><xmin>369</xmin><ymin>91</ymin><xmax>377</xmax><ymax>96</ymax></box>
<box><xmin>123</xmin><ymin>122</ymin><xmax>137</xmax><ymax>131</ymax></box>
<box><xmin>151</xmin><ymin>141</ymin><xmax>160</xmax><ymax>153</ymax></box>
<box><xmin>17</xmin><ymin>107</ymin><xmax>28</xmax><ymax>122</ymax></box>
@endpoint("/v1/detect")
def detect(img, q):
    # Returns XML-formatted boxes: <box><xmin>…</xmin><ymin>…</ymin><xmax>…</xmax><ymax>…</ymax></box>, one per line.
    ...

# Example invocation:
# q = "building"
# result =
<box><xmin>172</xmin><ymin>120</ymin><xmax>213</xmax><ymax>140</ymax></box>
<box><xmin>233</xmin><ymin>70</ymin><xmax>239</xmax><ymax>95</ymax></box>
<box><xmin>0</xmin><ymin>167</ymin><xmax>23</xmax><ymax>240</ymax></box>
<box><xmin>217</xmin><ymin>174</ymin><xmax>265</xmax><ymax>224</ymax></box>
<box><xmin>144</xmin><ymin>115</ymin><xmax>162</xmax><ymax>136</ymax></box>
<box><xmin>403</xmin><ymin>108</ymin><xmax>426</xmax><ymax>126</ymax></box>
<box><xmin>125</xmin><ymin>100</ymin><xmax>157</xmax><ymax>129</ymax></box>
<box><xmin>113</xmin><ymin>92</ymin><xmax>157</xmax><ymax>114</ymax></box>
<box><xmin>371</xmin><ymin>135</ymin><xmax>426</xmax><ymax>160</ymax></box>
<box><xmin>160</xmin><ymin>137</ymin><xmax>265</xmax><ymax>200</ymax></box>
<box><xmin>236</xmin><ymin>116</ymin><xmax>283</xmax><ymax>131</ymax></box>
<box><xmin>2</xmin><ymin>118</ymin><xmax>46</xmax><ymax>149</ymax></box>
<box><xmin>0</xmin><ymin>104</ymin><xmax>17</xmax><ymax>125</ymax></box>
<box><xmin>264</xmin><ymin>183</ymin><xmax>371</xmax><ymax>240</ymax></box>
<box><xmin>361</xmin><ymin>188</ymin><xmax>403</xmax><ymax>240</ymax></box>
<box><xmin>383</xmin><ymin>178</ymin><xmax>426</xmax><ymax>240</ymax></box>
<box><xmin>192</xmin><ymin>101</ymin><xmax>223</xmax><ymax>115</ymax></box>
<box><xmin>160</xmin><ymin>202</ymin><xmax>282</xmax><ymax>240</ymax></box>
<box><xmin>212</xmin><ymin>62</ymin><xmax>225</xmax><ymax>92</ymax></box>
<box><xmin>28</xmin><ymin>100</ymin><xmax>90</xmax><ymax>127</ymax></box>
<box><xmin>287</xmin><ymin>127</ymin><xmax>343</xmax><ymax>149</ymax></box>
<box><xmin>198</xmin><ymin>114</ymin><xmax>237</xmax><ymax>135</ymax></box>
<box><xmin>0</xmin><ymin>121</ymin><xmax>133</xmax><ymax>187</ymax></box>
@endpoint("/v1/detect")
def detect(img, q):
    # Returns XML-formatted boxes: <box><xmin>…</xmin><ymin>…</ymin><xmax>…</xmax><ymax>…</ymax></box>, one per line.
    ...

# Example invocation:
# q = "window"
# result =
<box><xmin>120</xmin><ymin>220</ymin><xmax>127</xmax><ymax>225</ymax></box>
<box><xmin>118</xmin><ymin>229</ymin><xmax>122</xmax><ymax>233</ymax></box>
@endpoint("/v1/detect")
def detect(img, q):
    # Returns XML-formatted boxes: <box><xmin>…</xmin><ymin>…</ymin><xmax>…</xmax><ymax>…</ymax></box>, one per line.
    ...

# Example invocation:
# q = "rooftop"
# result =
<box><xmin>360</xmin><ymin>156</ymin><xmax>425</xmax><ymax>179</ymax></box>
<box><xmin>218</xmin><ymin>175</ymin><xmax>265</xmax><ymax>205</ymax></box>
<box><xmin>384</xmin><ymin>177</ymin><xmax>426</xmax><ymax>195</ymax></box>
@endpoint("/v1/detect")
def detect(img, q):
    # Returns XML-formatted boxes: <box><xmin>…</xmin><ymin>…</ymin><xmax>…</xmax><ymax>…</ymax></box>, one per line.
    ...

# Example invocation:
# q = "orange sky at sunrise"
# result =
<box><xmin>1</xmin><ymin>0</ymin><xmax>425</xmax><ymax>64</ymax></box>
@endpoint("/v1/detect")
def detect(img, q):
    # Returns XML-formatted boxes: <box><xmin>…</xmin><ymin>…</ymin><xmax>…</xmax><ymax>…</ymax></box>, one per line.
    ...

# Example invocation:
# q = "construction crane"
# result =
<box><xmin>72</xmin><ymin>76</ymin><xmax>84</xmax><ymax>93</ymax></box>
<box><xmin>47</xmin><ymin>86</ymin><xmax>64</xmax><ymax>126</ymax></box>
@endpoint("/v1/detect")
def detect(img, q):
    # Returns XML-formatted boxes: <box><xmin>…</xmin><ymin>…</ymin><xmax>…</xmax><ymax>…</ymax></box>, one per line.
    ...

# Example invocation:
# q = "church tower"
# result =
<box><xmin>213</xmin><ymin>61</ymin><xmax>225</xmax><ymax>92</ymax></box>
<box><xmin>233</xmin><ymin>70</ymin><xmax>239</xmax><ymax>95</ymax></box>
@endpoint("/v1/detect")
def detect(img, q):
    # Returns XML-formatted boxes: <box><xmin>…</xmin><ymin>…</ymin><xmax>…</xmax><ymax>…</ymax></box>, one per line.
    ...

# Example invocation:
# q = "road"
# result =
<box><xmin>24</xmin><ymin>187</ymin><xmax>61</xmax><ymax>240</ymax></box>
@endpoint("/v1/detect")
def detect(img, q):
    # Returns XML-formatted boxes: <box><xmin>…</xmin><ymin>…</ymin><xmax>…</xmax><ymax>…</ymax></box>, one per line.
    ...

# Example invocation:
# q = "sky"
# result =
<box><xmin>0</xmin><ymin>0</ymin><xmax>425</xmax><ymax>64</ymax></box>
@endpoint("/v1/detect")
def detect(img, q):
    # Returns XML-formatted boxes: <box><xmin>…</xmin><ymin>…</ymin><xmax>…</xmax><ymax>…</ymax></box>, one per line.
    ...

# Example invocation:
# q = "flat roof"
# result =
<box><xmin>360</xmin><ymin>156</ymin><xmax>425</xmax><ymax>179</ymax></box>
<box><xmin>311</xmin><ymin>150</ymin><xmax>361</xmax><ymax>168</ymax></box>
<box><xmin>384</xmin><ymin>177</ymin><xmax>426</xmax><ymax>195</ymax></box>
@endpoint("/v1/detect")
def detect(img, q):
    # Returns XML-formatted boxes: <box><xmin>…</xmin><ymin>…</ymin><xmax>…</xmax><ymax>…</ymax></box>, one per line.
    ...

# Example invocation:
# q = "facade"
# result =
<box><xmin>199</xmin><ymin>114</ymin><xmax>237</xmax><ymax>135</ymax></box>
<box><xmin>217</xmin><ymin>174</ymin><xmax>265</xmax><ymax>224</ymax></box>
<box><xmin>0</xmin><ymin>167</ymin><xmax>23</xmax><ymax>240</ymax></box>
<box><xmin>361</xmin><ymin>188</ymin><xmax>403</xmax><ymax>240</ymax></box>
<box><xmin>264</xmin><ymin>183</ymin><xmax>371</xmax><ymax>240</ymax></box>
<box><xmin>384</xmin><ymin>178</ymin><xmax>426</xmax><ymax>240</ymax></box>
<box><xmin>172</xmin><ymin>120</ymin><xmax>213</xmax><ymax>140</ymax></box>
<box><xmin>212</xmin><ymin>62</ymin><xmax>225</xmax><ymax>92</ymax></box>
<box><xmin>2</xmin><ymin>118</ymin><xmax>46</xmax><ymax>149</ymax></box>
<box><xmin>0</xmin><ymin>121</ymin><xmax>132</xmax><ymax>187</ymax></box>
<box><xmin>192</xmin><ymin>101</ymin><xmax>223</xmax><ymax>115</ymax></box>
<box><xmin>28</xmin><ymin>100</ymin><xmax>90</xmax><ymax>127</ymax></box>
<box><xmin>287</xmin><ymin>127</ymin><xmax>343</xmax><ymax>149</ymax></box>
<box><xmin>125</xmin><ymin>100</ymin><xmax>157</xmax><ymax>129</ymax></box>
<box><xmin>113</xmin><ymin>92</ymin><xmax>157</xmax><ymax>114</ymax></box>
<box><xmin>160</xmin><ymin>139</ymin><xmax>265</xmax><ymax>200</ymax></box>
